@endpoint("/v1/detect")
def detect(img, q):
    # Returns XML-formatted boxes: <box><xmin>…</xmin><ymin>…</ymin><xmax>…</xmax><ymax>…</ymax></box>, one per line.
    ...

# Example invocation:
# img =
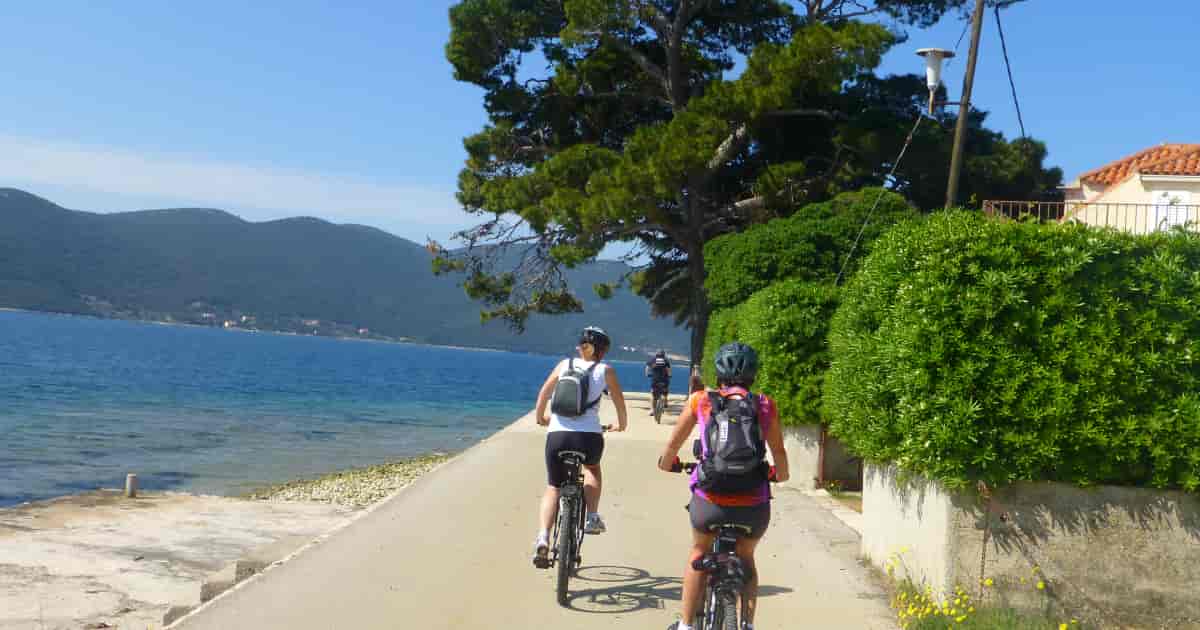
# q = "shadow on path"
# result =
<box><xmin>564</xmin><ymin>565</ymin><xmax>793</xmax><ymax>614</ymax></box>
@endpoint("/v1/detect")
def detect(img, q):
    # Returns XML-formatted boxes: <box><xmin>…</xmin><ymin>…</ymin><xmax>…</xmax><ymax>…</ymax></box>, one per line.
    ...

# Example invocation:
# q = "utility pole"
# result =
<box><xmin>945</xmin><ymin>0</ymin><xmax>987</xmax><ymax>208</ymax></box>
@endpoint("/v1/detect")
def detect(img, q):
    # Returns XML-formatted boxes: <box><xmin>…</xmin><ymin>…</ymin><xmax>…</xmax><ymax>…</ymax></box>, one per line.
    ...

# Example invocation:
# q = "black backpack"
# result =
<box><xmin>694</xmin><ymin>392</ymin><xmax>768</xmax><ymax>493</ymax></box>
<box><xmin>550</xmin><ymin>359</ymin><xmax>601</xmax><ymax>417</ymax></box>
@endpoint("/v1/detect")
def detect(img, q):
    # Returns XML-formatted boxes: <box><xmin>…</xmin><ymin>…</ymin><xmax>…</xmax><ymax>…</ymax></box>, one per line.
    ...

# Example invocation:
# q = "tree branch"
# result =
<box><xmin>733</xmin><ymin>195</ymin><xmax>766</xmax><ymax>214</ymax></box>
<box><xmin>667</xmin><ymin>0</ymin><xmax>691</xmax><ymax>108</ymax></box>
<box><xmin>637</xmin><ymin>2</ymin><xmax>672</xmax><ymax>40</ymax></box>
<box><xmin>649</xmin><ymin>268</ymin><xmax>691</xmax><ymax>303</ymax></box>
<box><xmin>685</xmin><ymin>0</ymin><xmax>712</xmax><ymax>23</ymax></box>
<box><xmin>600</xmin><ymin>35</ymin><xmax>670</xmax><ymax>95</ymax></box>
<box><xmin>764</xmin><ymin>108</ymin><xmax>838</xmax><ymax>119</ymax></box>
<box><xmin>702</xmin><ymin>123</ymin><xmax>750</xmax><ymax>183</ymax></box>
<box><xmin>587</xmin><ymin>90</ymin><xmax>673</xmax><ymax>108</ymax></box>
<box><xmin>701</xmin><ymin>109</ymin><xmax>838</xmax><ymax>184</ymax></box>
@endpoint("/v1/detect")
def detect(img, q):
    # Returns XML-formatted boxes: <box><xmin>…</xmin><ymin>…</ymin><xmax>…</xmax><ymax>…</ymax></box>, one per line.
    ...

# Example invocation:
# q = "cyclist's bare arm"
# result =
<box><xmin>534</xmin><ymin>360</ymin><xmax>565</xmax><ymax>426</ymax></box>
<box><xmin>604</xmin><ymin>367</ymin><xmax>628</xmax><ymax>431</ymax></box>
<box><xmin>765</xmin><ymin>411</ymin><xmax>790</xmax><ymax>482</ymax></box>
<box><xmin>657</xmin><ymin>401</ymin><xmax>697</xmax><ymax>471</ymax></box>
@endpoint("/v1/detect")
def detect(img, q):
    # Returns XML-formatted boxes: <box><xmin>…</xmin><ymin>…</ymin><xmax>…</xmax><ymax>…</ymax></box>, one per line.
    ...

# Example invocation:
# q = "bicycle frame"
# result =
<box><xmin>695</xmin><ymin>524</ymin><xmax>750</xmax><ymax>629</ymax></box>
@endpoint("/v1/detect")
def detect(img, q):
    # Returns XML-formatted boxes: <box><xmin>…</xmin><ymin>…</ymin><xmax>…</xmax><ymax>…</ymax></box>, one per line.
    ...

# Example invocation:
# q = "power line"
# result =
<box><xmin>994</xmin><ymin>5</ymin><xmax>1026</xmax><ymax>138</ymax></box>
<box><xmin>835</xmin><ymin>113</ymin><xmax>924</xmax><ymax>286</ymax></box>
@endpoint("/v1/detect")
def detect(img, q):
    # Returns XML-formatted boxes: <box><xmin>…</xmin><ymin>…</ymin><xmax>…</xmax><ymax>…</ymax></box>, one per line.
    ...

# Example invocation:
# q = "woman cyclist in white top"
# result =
<box><xmin>531</xmin><ymin>326</ymin><xmax>628</xmax><ymax>566</ymax></box>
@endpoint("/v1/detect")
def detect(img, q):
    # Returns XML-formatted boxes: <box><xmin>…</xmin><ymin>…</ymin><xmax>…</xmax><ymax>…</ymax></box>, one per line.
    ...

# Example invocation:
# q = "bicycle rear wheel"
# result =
<box><xmin>653</xmin><ymin>394</ymin><xmax>664</xmax><ymax>423</ymax></box>
<box><xmin>718</xmin><ymin>590</ymin><xmax>738</xmax><ymax>630</ymax></box>
<box><xmin>555</xmin><ymin>496</ymin><xmax>577</xmax><ymax>606</ymax></box>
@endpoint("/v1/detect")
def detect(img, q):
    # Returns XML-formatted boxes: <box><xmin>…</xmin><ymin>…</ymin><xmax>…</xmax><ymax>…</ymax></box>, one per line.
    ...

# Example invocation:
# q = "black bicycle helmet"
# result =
<box><xmin>579</xmin><ymin>326</ymin><xmax>611</xmax><ymax>353</ymax></box>
<box><xmin>714</xmin><ymin>342</ymin><xmax>758</xmax><ymax>386</ymax></box>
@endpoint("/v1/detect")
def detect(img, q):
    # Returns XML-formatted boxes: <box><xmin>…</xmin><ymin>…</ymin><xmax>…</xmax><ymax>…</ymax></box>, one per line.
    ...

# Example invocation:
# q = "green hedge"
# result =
<box><xmin>704</xmin><ymin>187</ymin><xmax>918</xmax><ymax>310</ymax></box>
<box><xmin>827</xmin><ymin>211</ymin><xmax>1200</xmax><ymax>491</ymax></box>
<box><xmin>704</xmin><ymin>280</ymin><xmax>840</xmax><ymax>426</ymax></box>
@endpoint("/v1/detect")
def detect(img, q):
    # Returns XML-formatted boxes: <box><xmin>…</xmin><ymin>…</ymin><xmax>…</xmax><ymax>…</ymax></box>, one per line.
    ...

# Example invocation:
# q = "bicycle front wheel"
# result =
<box><xmin>555</xmin><ymin>496</ymin><xmax>577</xmax><ymax>606</ymax></box>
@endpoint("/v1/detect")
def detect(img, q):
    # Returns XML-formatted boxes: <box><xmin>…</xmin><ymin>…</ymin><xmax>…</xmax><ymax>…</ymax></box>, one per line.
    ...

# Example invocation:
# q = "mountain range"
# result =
<box><xmin>0</xmin><ymin>188</ymin><xmax>687</xmax><ymax>357</ymax></box>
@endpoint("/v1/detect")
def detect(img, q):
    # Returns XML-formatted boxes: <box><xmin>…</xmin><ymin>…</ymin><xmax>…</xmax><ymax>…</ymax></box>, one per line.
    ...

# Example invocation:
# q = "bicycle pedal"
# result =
<box><xmin>532</xmin><ymin>555</ymin><xmax>551</xmax><ymax>569</ymax></box>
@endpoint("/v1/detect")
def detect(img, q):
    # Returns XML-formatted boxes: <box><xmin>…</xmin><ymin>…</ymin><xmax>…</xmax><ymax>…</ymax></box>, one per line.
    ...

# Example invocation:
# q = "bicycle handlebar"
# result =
<box><xmin>665</xmin><ymin>457</ymin><xmax>779</xmax><ymax>482</ymax></box>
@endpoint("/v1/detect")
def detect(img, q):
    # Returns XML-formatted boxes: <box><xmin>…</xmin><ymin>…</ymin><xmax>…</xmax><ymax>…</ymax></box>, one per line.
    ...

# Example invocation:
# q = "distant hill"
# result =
<box><xmin>0</xmin><ymin>188</ymin><xmax>687</xmax><ymax>357</ymax></box>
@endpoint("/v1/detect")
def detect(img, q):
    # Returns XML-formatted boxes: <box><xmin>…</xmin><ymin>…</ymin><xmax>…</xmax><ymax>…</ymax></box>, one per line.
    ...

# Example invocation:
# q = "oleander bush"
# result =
<box><xmin>704</xmin><ymin>187</ymin><xmax>918</xmax><ymax>310</ymax></box>
<box><xmin>827</xmin><ymin>211</ymin><xmax>1200</xmax><ymax>491</ymax></box>
<box><xmin>703</xmin><ymin>280</ymin><xmax>839</xmax><ymax>426</ymax></box>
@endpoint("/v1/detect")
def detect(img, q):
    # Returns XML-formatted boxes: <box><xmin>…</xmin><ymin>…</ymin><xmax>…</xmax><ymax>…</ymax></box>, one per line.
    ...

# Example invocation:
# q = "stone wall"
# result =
<box><xmin>863</xmin><ymin>463</ymin><xmax>1200</xmax><ymax>629</ymax></box>
<box><xmin>781</xmin><ymin>426</ymin><xmax>862</xmax><ymax>491</ymax></box>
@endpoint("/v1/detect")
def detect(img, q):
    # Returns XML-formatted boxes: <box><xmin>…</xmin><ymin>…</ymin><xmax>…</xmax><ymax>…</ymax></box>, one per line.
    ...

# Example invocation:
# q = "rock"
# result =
<box><xmin>163</xmin><ymin>604</ymin><xmax>195</xmax><ymax>625</ymax></box>
<box><xmin>199</xmin><ymin>562</ymin><xmax>238</xmax><ymax>603</ymax></box>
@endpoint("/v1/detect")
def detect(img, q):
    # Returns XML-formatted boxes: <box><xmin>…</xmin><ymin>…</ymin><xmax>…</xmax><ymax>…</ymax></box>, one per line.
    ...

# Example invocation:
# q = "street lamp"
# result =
<box><xmin>923</xmin><ymin>0</ymin><xmax>987</xmax><ymax>208</ymax></box>
<box><xmin>915</xmin><ymin>48</ymin><xmax>955</xmax><ymax>115</ymax></box>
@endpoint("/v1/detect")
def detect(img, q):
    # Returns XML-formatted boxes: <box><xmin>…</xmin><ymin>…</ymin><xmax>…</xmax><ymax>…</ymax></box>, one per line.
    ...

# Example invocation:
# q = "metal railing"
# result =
<box><xmin>983</xmin><ymin>200</ymin><xmax>1200</xmax><ymax>234</ymax></box>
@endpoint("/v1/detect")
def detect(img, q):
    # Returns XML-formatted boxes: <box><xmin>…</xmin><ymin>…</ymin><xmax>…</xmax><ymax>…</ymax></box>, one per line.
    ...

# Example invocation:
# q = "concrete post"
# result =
<box><xmin>125</xmin><ymin>473</ymin><xmax>138</xmax><ymax>498</ymax></box>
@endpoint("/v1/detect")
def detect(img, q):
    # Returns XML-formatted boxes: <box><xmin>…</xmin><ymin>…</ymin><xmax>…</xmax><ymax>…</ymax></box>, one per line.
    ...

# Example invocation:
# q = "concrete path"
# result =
<box><xmin>171</xmin><ymin>394</ymin><xmax>895</xmax><ymax>629</ymax></box>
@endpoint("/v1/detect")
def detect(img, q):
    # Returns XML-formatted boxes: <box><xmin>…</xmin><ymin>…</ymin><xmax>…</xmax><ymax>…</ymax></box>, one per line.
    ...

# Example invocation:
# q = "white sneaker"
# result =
<box><xmin>584</xmin><ymin>513</ymin><xmax>607</xmax><ymax>535</ymax></box>
<box><xmin>532</xmin><ymin>534</ymin><xmax>549</xmax><ymax>568</ymax></box>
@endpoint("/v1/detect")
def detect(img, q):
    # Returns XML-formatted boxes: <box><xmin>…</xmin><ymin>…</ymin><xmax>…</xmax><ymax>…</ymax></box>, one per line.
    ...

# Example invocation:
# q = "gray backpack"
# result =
<box><xmin>550</xmin><ymin>359</ymin><xmax>601</xmax><ymax>417</ymax></box>
<box><xmin>694</xmin><ymin>392</ymin><xmax>768</xmax><ymax>493</ymax></box>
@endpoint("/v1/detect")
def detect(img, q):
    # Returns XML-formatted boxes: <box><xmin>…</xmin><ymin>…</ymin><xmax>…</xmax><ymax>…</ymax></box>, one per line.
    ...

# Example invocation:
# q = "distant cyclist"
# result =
<box><xmin>531</xmin><ymin>326</ymin><xmax>628</xmax><ymax>567</ymax></box>
<box><xmin>645</xmin><ymin>349</ymin><xmax>672</xmax><ymax>415</ymax></box>
<box><xmin>657</xmin><ymin>342</ymin><xmax>789</xmax><ymax>630</ymax></box>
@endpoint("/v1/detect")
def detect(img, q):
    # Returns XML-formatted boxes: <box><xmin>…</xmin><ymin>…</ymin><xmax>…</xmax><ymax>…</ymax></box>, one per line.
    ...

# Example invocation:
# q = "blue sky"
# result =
<box><xmin>2</xmin><ymin>1</ymin><xmax>1195</xmax><ymax>245</ymax></box>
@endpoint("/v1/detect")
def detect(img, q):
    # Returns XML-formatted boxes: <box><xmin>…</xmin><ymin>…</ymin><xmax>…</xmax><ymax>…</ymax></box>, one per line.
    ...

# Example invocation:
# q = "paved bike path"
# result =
<box><xmin>170</xmin><ymin>394</ymin><xmax>895</xmax><ymax>629</ymax></box>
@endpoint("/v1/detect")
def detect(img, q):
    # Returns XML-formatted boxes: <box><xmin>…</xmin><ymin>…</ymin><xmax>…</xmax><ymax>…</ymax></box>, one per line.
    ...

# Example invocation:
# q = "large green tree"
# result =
<box><xmin>439</xmin><ymin>0</ymin><xmax>1031</xmax><ymax>362</ymax></box>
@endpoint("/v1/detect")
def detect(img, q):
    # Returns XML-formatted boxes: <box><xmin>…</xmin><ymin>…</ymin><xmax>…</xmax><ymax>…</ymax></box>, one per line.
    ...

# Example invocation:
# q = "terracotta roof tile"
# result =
<box><xmin>1078</xmin><ymin>143</ymin><xmax>1200</xmax><ymax>185</ymax></box>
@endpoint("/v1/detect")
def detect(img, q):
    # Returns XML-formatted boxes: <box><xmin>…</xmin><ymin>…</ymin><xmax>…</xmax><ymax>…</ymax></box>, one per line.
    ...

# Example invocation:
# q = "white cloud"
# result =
<box><xmin>0</xmin><ymin>134</ymin><xmax>471</xmax><ymax>241</ymax></box>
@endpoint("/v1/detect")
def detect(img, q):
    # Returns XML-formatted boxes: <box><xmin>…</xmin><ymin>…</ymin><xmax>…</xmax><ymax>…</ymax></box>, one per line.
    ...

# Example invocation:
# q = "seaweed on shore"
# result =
<box><xmin>242</xmin><ymin>453</ymin><xmax>452</xmax><ymax>509</ymax></box>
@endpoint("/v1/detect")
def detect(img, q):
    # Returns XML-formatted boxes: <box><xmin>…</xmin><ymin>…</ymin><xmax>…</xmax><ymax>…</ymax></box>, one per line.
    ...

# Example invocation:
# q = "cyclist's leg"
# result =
<box><xmin>539</xmin><ymin>486</ymin><xmax>560</xmax><ymax>532</ymax></box>
<box><xmin>681</xmin><ymin>494</ymin><xmax>721</xmax><ymax>623</ymax></box>
<box><xmin>735</xmin><ymin>504</ymin><xmax>770</xmax><ymax>624</ymax></box>
<box><xmin>736</xmin><ymin>535</ymin><xmax>762</xmax><ymax>623</ymax></box>
<box><xmin>540</xmin><ymin>433</ymin><xmax>568</xmax><ymax>534</ymax></box>
<box><xmin>582</xmin><ymin>464</ymin><xmax>602</xmax><ymax>512</ymax></box>
<box><xmin>681</xmin><ymin>528</ymin><xmax>716</xmax><ymax>622</ymax></box>
<box><xmin>580</xmin><ymin>432</ymin><xmax>605</xmax><ymax>514</ymax></box>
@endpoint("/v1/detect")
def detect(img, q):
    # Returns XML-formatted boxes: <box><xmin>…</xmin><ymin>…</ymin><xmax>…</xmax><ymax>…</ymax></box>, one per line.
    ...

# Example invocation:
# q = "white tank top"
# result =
<box><xmin>548</xmin><ymin>358</ymin><xmax>608</xmax><ymax>433</ymax></box>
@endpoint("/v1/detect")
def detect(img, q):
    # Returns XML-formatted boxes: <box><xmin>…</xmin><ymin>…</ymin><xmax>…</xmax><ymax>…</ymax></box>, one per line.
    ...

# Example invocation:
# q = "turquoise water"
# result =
<box><xmin>0</xmin><ymin>310</ymin><xmax>686</xmax><ymax>507</ymax></box>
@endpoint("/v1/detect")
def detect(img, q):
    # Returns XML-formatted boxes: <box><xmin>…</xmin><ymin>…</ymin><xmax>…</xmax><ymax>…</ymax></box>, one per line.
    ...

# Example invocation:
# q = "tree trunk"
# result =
<box><xmin>687</xmin><ymin>239</ymin><xmax>710</xmax><ymax>368</ymax></box>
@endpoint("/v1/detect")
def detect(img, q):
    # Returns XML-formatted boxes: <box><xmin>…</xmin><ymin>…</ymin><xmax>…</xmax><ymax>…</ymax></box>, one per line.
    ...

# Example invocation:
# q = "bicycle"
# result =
<box><xmin>651</xmin><ymin>380</ymin><xmax>669</xmax><ymax>424</ymax></box>
<box><xmin>670</xmin><ymin>461</ymin><xmax>777</xmax><ymax>630</ymax></box>
<box><xmin>537</xmin><ymin>425</ymin><xmax>612</xmax><ymax>606</ymax></box>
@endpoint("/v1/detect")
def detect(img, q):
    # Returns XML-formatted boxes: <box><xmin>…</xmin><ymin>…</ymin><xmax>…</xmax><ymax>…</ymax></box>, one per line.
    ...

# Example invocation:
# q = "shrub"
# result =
<box><xmin>827</xmin><ymin>211</ymin><xmax>1200</xmax><ymax>491</ymax></box>
<box><xmin>704</xmin><ymin>280</ymin><xmax>839</xmax><ymax>426</ymax></box>
<box><xmin>704</xmin><ymin>187</ymin><xmax>918</xmax><ymax>310</ymax></box>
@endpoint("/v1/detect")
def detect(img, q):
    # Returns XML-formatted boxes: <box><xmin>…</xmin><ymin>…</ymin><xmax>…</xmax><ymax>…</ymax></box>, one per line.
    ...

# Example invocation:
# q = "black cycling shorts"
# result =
<box><xmin>544</xmin><ymin>431</ymin><xmax>605</xmax><ymax>487</ymax></box>
<box><xmin>688</xmin><ymin>493</ymin><xmax>771</xmax><ymax>539</ymax></box>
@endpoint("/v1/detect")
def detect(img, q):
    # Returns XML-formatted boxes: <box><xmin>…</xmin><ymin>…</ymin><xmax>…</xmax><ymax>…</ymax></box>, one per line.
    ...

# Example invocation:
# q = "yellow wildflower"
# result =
<box><xmin>1037</xmin><ymin>580</ymin><xmax>1046</xmax><ymax>590</ymax></box>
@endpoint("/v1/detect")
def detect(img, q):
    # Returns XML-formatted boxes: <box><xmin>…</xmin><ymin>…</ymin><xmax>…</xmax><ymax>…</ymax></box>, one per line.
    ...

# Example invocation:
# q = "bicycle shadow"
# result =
<box><xmin>563</xmin><ymin>565</ymin><xmax>793</xmax><ymax>614</ymax></box>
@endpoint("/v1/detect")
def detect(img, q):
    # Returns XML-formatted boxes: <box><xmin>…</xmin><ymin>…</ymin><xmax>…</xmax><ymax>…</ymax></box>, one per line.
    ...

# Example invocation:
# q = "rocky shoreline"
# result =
<box><xmin>0</xmin><ymin>452</ymin><xmax>456</xmax><ymax>629</ymax></box>
<box><xmin>242</xmin><ymin>452</ymin><xmax>453</xmax><ymax>509</ymax></box>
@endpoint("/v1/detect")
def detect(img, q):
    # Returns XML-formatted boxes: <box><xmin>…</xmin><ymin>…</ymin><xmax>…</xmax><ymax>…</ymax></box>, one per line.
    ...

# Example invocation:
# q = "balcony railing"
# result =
<box><xmin>983</xmin><ymin>200</ymin><xmax>1200</xmax><ymax>234</ymax></box>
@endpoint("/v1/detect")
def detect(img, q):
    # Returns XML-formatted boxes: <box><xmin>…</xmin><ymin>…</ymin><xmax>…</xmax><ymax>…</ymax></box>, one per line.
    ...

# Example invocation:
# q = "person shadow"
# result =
<box><xmin>564</xmin><ymin>565</ymin><xmax>793</xmax><ymax>614</ymax></box>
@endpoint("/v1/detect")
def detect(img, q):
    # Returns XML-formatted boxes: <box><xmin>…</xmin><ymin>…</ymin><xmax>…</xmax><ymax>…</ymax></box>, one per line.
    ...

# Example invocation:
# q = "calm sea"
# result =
<box><xmin>0</xmin><ymin>310</ymin><xmax>687</xmax><ymax>507</ymax></box>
